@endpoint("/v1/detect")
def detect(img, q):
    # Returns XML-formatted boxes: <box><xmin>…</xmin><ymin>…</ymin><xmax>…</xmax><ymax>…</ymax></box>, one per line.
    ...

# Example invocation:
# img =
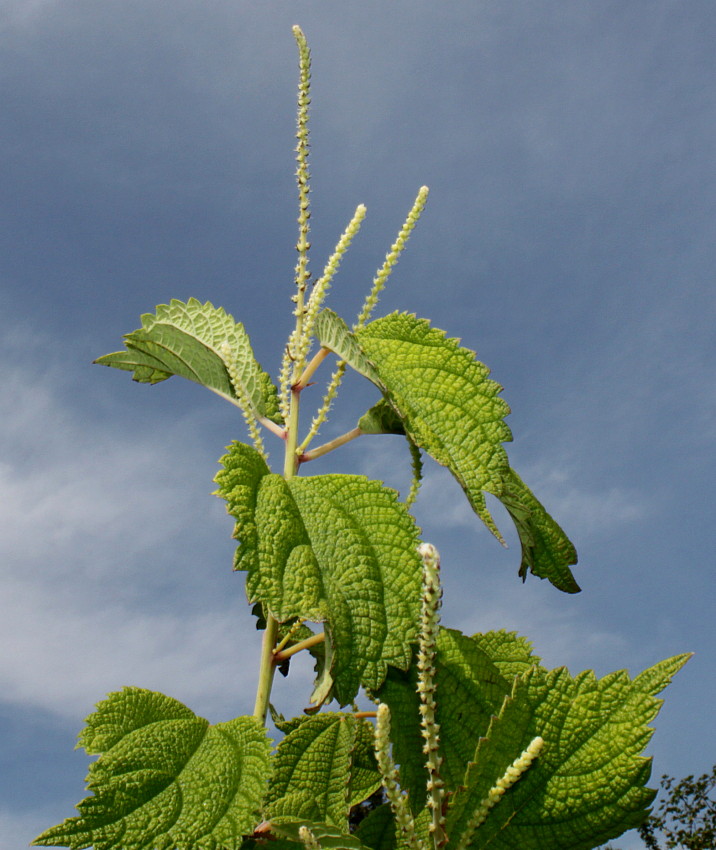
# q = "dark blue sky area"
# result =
<box><xmin>1</xmin><ymin>4</ymin><xmax>714</xmax><ymax>848</ymax></box>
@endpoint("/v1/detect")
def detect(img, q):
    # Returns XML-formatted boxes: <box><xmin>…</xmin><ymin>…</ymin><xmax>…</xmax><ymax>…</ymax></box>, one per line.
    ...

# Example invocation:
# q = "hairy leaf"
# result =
<box><xmin>470</xmin><ymin>630</ymin><xmax>542</xmax><ymax>680</ymax></box>
<box><xmin>33</xmin><ymin>688</ymin><xmax>271</xmax><ymax>850</ymax></box>
<box><xmin>498</xmin><ymin>467</ymin><xmax>579</xmax><ymax>593</ymax></box>
<box><xmin>266</xmin><ymin>713</ymin><xmax>356</xmax><ymax>828</ymax></box>
<box><xmin>95</xmin><ymin>298</ymin><xmax>281</xmax><ymax>422</ymax></box>
<box><xmin>447</xmin><ymin>654</ymin><xmax>691</xmax><ymax>850</ymax></box>
<box><xmin>317</xmin><ymin>310</ymin><xmax>512</xmax><ymax>540</ymax></box>
<box><xmin>215</xmin><ymin>442</ymin><xmax>423</xmax><ymax>704</ymax></box>
<box><xmin>374</xmin><ymin>628</ymin><xmax>519</xmax><ymax>809</ymax></box>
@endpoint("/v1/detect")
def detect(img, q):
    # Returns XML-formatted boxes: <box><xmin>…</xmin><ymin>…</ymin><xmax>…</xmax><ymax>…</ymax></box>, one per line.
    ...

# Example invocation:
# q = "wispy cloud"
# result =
<box><xmin>0</xmin><ymin>359</ymin><xmax>259</xmax><ymax>722</ymax></box>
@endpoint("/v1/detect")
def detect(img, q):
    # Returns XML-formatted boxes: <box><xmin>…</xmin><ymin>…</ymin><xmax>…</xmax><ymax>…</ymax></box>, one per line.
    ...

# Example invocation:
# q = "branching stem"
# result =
<box><xmin>295</xmin><ymin>347</ymin><xmax>331</xmax><ymax>391</ymax></box>
<box><xmin>273</xmin><ymin>631</ymin><xmax>326</xmax><ymax>663</ymax></box>
<box><xmin>300</xmin><ymin>427</ymin><xmax>363</xmax><ymax>462</ymax></box>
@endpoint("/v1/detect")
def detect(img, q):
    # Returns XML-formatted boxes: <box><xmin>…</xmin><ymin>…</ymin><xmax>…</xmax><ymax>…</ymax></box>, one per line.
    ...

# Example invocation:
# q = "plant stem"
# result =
<box><xmin>300</xmin><ymin>427</ymin><xmax>362</xmax><ymax>462</ymax></box>
<box><xmin>253</xmin><ymin>615</ymin><xmax>279</xmax><ymax>721</ymax></box>
<box><xmin>273</xmin><ymin>631</ymin><xmax>325</xmax><ymax>663</ymax></box>
<box><xmin>295</xmin><ymin>347</ymin><xmax>331</xmax><ymax>391</ymax></box>
<box><xmin>253</xmin><ymin>27</ymin><xmax>312</xmax><ymax>725</ymax></box>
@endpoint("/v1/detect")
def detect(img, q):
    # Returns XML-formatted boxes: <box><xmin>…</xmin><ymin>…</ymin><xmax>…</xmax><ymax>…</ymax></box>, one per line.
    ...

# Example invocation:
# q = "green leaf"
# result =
<box><xmin>33</xmin><ymin>687</ymin><xmax>272</xmax><ymax>850</ymax></box>
<box><xmin>355</xmin><ymin>805</ymin><xmax>432</xmax><ymax>850</ymax></box>
<box><xmin>354</xmin><ymin>805</ymin><xmax>397</xmax><ymax>850</ymax></box>
<box><xmin>469</xmin><ymin>630</ymin><xmax>542</xmax><ymax>679</ymax></box>
<box><xmin>357</xmin><ymin>398</ymin><xmax>406</xmax><ymax>436</ymax></box>
<box><xmin>317</xmin><ymin>310</ymin><xmax>511</xmax><ymax>541</ymax></box>
<box><xmin>215</xmin><ymin>442</ymin><xmax>423</xmax><ymax>705</ymax></box>
<box><xmin>347</xmin><ymin>720</ymin><xmax>382</xmax><ymax>808</ymax></box>
<box><xmin>95</xmin><ymin>298</ymin><xmax>281</xmax><ymax>423</ymax></box>
<box><xmin>498</xmin><ymin>467</ymin><xmax>580</xmax><ymax>593</ymax></box>
<box><xmin>446</xmin><ymin>655</ymin><xmax>691</xmax><ymax>850</ymax></box>
<box><xmin>314</xmin><ymin>309</ymin><xmax>381</xmax><ymax>385</ymax></box>
<box><xmin>374</xmin><ymin>628</ymin><xmax>517</xmax><ymax>809</ymax></box>
<box><xmin>269</xmin><ymin>820</ymin><xmax>374</xmax><ymax>850</ymax></box>
<box><xmin>266</xmin><ymin>713</ymin><xmax>356</xmax><ymax>828</ymax></box>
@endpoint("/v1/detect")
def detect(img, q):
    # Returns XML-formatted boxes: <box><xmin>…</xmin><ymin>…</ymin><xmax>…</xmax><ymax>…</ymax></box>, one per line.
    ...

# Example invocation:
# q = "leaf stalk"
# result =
<box><xmin>273</xmin><ymin>631</ymin><xmax>326</xmax><ymax>663</ymax></box>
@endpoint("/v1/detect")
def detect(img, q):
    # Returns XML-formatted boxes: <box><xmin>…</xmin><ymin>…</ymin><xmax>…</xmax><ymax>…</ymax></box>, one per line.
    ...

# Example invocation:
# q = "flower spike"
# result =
<box><xmin>355</xmin><ymin>185</ymin><xmax>429</xmax><ymax>330</ymax></box>
<box><xmin>417</xmin><ymin>543</ymin><xmax>447</xmax><ymax>848</ymax></box>
<box><xmin>375</xmin><ymin>703</ymin><xmax>426</xmax><ymax>850</ymax></box>
<box><xmin>454</xmin><ymin>736</ymin><xmax>545</xmax><ymax>850</ymax></box>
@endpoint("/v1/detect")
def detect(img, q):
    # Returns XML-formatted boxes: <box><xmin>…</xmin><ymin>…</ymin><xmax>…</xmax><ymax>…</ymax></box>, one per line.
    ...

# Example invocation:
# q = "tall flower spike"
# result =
<box><xmin>375</xmin><ymin>703</ymin><xmax>426</xmax><ymax>850</ymax></box>
<box><xmin>279</xmin><ymin>25</ymin><xmax>313</xmax><ymax>415</ymax></box>
<box><xmin>417</xmin><ymin>543</ymin><xmax>446</xmax><ymax>849</ymax></box>
<box><xmin>354</xmin><ymin>185</ymin><xmax>429</xmax><ymax>330</ymax></box>
<box><xmin>219</xmin><ymin>342</ymin><xmax>268</xmax><ymax>461</ymax></box>
<box><xmin>295</xmin><ymin>203</ymin><xmax>367</xmax><ymax>372</ymax></box>
<box><xmin>453</xmin><ymin>736</ymin><xmax>545</xmax><ymax>850</ymax></box>
<box><xmin>298</xmin><ymin>359</ymin><xmax>347</xmax><ymax>451</ymax></box>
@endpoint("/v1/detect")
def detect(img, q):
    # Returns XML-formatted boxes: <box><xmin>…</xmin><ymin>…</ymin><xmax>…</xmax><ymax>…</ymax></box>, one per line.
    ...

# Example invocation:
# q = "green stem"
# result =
<box><xmin>253</xmin><ymin>615</ymin><xmax>279</xmax><ymax>721</ymax></box>
<box><xmin>300</xmin><ymin>427</ymin><xmax>362</xmax><ymax>462</ymax></box>
<box><xmin>253</xmin><ymin>24</ymin><xmax>311</xmax><ymax>727</ymax></box>
<box><xmin>273</xmin><ymin>631</ymin><xmax>325</xmax><ymax>663</ymax></box>
<box><xmin>295</xmin><ymin>347</ymin><xmax>331</xmax><ymax>391</ymax></box>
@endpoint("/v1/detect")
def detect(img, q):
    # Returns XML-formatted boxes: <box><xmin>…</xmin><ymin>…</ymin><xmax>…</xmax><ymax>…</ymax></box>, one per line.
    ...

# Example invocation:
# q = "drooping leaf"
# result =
<box><xmin>357</xmin><ymin>398</ymin><xmax>405</xmax><ymax>436</ymax></box>
<box><xmin>266</xmin><ymin>713</ymin><xmax>356</xmax><ymax>828</ymax></box>
<box><xmin>446</xmin><ymin>654</ymin><xmax>691</xmax><ymax>850</ymax></box>
<box><xmin>215</xmin><ymin>442</ymin><xmax>423</xmax><ymax>705</ymax></box>
<box><xmin>374</xmin><ymin>628</ymin><xmax>517</xmax><ymax>809</ymax></box>
<box><xmin>269</xmin><ymin>819</ymin><xmax>374</xmax><ymax>850</ymax></box>
<box><xmin>95</xmin><ymin>298</ymin><xmax>281</xmax><ymax>423</ymax></box>
<box><xmin>498</xmin><ymin>467</ymin><xmax>579</xmax><ymax>593</ymax></box>
<box><xmin>316</xmin><ymin>309</ymin><xmax>511</xmax><ymax>541</ymax></box>
<box><xmin>33</xmin><ymin>688</ymin><xmax>272</xmax><ymax>850</ymax></box>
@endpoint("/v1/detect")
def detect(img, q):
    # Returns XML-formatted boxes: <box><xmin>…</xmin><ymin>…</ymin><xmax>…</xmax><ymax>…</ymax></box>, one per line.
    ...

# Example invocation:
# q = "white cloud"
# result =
<box><xmin>0</xmin><ymin>362</ymin><xmax>260</xmax><ymax>722</ymax></box>
<box><xmin>410</xmin><ymin>459</ymin><xmax>648</xmax><ymax>541</ymax></box>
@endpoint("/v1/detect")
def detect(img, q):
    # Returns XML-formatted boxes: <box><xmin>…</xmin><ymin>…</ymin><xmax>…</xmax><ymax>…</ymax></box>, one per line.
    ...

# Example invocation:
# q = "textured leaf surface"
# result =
<box><xmin>447</xmin><ymin>654</ymin><xmax>691</xmax><ymax>850</ymax></box>
<box><xmin>266</xmin><ymin>713</ymin><xmax>356</xmax><ymax>828</ymax></box>
<box><xmin>470</xmin><ymin>630</ymin><xmax>542</xmax><ymax>680</ymax></box>
<box><xmin>317</xmin><ymin>311</ymin><xmax>511</xmax><ymax>539</ymax></box>
<box><xmin>347</xmin><ymin>721</ymin><xmax>382</xmax><ymax>807</ymax></box>
<box><xmin>357</xmin><ymin>398</ymin><xmax>406</xmax><ymax>436</ymax></box>
<box><xmin>356</xmin><ymin>805</ymin><xmax>431</xmax><ymax>850</ymax></box>
<box><xmin>33</xmin><ymin>688</ymin><xmax>272</xmax><ymax>850</ymax></box>
<box><xmin>314</xmin><ymin>310</ymin><xmax>381</xmax><ymax>384</ymax></box>
<box><xmin>95</xmin><ymin>298</ymin><xmax>281</xmax><ymax>422</ymax></box>
<box><xmin>375</xmin><ymin>628</ymin><xmax>521</xmax><ymax>809</ymax></box>
<box><xmin>215</xmin><ymin>442</ymin><xmax>423</xmax><ymax>704</ymax></box>
<box><xmin>498</xmin><ymin>467</ymin><xmax>579</xmax><ymax>593</ymax></box>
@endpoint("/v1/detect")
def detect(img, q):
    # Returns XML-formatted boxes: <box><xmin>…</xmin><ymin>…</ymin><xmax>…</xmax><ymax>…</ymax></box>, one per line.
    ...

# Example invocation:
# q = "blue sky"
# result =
<box><xmin>1</xmin><ymin>2</ymin><xmax>714</xmax><ymax>848</ymax></box>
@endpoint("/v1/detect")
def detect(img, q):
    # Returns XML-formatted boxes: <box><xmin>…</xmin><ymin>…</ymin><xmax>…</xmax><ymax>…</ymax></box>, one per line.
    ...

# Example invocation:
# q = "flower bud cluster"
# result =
<box><xmin>416</xmin><ymin>543</ymin><xmax>446</xmax><ymax>846</ymax></box>
<box><xmin>293</xmin><ymin>25</ymin><xmax>312</xmax><ymax>298</ymax></box>
<box><xmin>455</xmin><ymin>736</ymin><xmax>545</xmax><ymax>850</ymax></box>
<box><xmin>355</xmin><ymin>186</ymin><xmax>429</xmax><ymax>329</ymax></box>
<box><xmin>298</xmin><ymin>825</ymin><xmax>321</xmax><ymax>850</ymax></box>
<box><xmin>220</xmin><ymin>342</ymin><xmax>267</xmax><ymax>460</ymax></box>
<box><xmin>374</xmin><ymin>703</ymin><xmax>425</xmax><ymax>850</ymax></box>
<box><xmin>296</xmin><ymin>204</ymin><xmax>367</xmax><ymax>370</ymax></box>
